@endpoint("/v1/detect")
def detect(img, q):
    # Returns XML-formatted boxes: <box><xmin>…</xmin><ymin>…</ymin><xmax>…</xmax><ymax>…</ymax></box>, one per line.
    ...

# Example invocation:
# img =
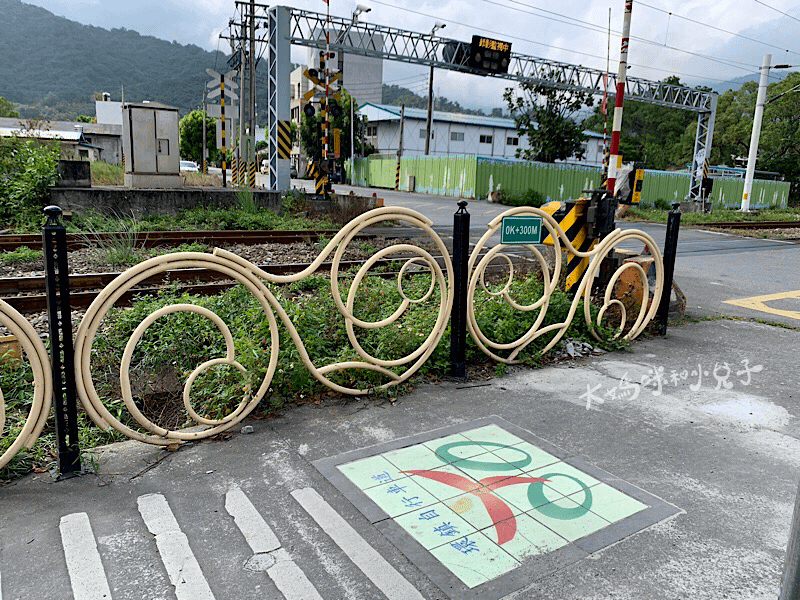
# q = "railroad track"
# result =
<box><xmin>702</xmin><ymin>220</ymin><xmax>800</xmax><ymax>230</ymax></box>
<box><xmin>2</xmin><ymin>249</ymin><xmax>530</xmax><ymax>315</ymax></box>
<box><xmin>0</xmin><ymin>229</ymin><xmax>375</xmax><ymax>252</ymax></box>
<box><xmin>0</xmin><ymin>259</ymin><xmax>397</xmax><ymax>314</ymax></box>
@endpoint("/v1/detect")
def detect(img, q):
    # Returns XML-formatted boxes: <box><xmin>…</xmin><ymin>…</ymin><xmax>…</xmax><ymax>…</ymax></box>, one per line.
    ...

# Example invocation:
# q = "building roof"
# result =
<box><xmin>360</xmin><ymin>104</ymin><xmax>605</xmax><ymax>140</ymax></box>
<box><xmin>0</xmin><ymin>118</ymin><xmax>121</xmax><ymax>136</ymax></box>
<box><xmin>360</xmin><ymin>103</ymin><xmax>517</xmax><ymax>129</ymax></box>
<box><xmin>0</xmin><ymin>126</ymin><xmax>82</xmax><ymax>141</ymax></box>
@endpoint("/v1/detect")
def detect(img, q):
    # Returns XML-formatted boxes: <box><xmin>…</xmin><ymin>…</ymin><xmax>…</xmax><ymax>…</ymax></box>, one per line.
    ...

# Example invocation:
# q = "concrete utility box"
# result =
<box><xmin>122</xmin><ymin>102</ymin><xmax>182</xmax><ymax>188</ymax></box>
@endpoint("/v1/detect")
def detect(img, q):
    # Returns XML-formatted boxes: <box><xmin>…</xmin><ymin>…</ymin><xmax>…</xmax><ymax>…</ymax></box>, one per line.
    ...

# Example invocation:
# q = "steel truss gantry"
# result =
<box><xmin>267</xmin><ymin>6</ymin><xmax>716</xmax><ymax>198</ymax></box>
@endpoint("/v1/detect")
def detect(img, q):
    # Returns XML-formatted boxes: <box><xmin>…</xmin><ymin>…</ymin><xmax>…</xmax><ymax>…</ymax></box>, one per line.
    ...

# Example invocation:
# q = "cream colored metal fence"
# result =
<box><xmin>72</xmin><ymin>207</ymin><xmax>452</xmax><ymax>446</ymax></box>
<box><xmin>467</xmin><ymin>207</ymin><xmax>664</xmax><ymax>363</ymax></box>
<box><xmin>0</xmin><ymin>205</ymin><xmax>664</xmax><ymax>467</ymax></box>
<box><xmin>0</xmin><ymin>299</ymin><xmax>52</xmax><ymax>468</ymax></box>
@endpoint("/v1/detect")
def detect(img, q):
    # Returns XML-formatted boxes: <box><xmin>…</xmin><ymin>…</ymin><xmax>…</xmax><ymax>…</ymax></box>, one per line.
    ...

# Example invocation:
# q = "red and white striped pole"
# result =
<box><xmin>606</xmin><ymin>0</ymin><xmax>633</xmax><ymax>195</ymax></box>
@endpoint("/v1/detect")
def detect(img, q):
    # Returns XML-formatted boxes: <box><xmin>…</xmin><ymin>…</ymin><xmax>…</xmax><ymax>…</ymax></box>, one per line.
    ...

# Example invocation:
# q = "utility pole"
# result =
<box><xmin>238</xmin><ymin>17</ymin><xmax>246</xmax><ymax>186</ymax></box>
<box><xmin>202</xmin><ymin>87</ymin><xmax>207</xmax><ymax>173</ymax></box>
<box><xmin>424</xmin><ymin>64</ymin><xmax>434</xmax><ymax>155</ymax></box>
<box><xmin>351</xmin><ymin>98</ymin><xmax>355</xmax><ymax>185</ymax></box>
<box><xmin>249</xmin><ymin>0</ymin><xmax>256</xmax><ymax>187</ymax></box>
<box><xmin>425</xmin><ymin>23</ymin><xmax>446</xmax><ymax>156</ymax></box>
<box><xmin>741</xmin><ymin>54</ymin><xmax>771</xmax><ymax>212</ymax></box>
<box><xmin>395</xmin><ymin>103</ymin><xmax>405</xmax><ymax>191</ymax></box>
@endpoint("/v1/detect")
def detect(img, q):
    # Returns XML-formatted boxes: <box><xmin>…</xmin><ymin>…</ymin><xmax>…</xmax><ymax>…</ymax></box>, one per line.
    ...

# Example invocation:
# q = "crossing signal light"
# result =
<box><xmin>467</xmin><ymin>35</ymin><xmax>512</xmax><ymax>75</ymax></box>
<box><xmin>330</xmin><ymin>103</ymin><xmax>343</xmax><ymax>118</ymax></box>
<box><xmin>304</xmin><ymin>103</ymin><xmax>316</xmax><ymax>118</ymax></box>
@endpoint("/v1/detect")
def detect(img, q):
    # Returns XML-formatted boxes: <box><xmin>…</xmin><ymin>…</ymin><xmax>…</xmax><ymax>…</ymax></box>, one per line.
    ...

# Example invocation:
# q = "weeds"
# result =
<box><xmin>235</xmin><ymin>187</ymin><xmax>257</xmax><ymax>213</ymax></box>
<box><xmin>78</xmin><ymin>213</ymin><xmax>146</xmax><ymax>267</ymax></box>
<box><xmin>89</xmin><ymin>161</ymin><xmax>124</xmax><ymax>186</ymax></box>
<box><xmin>1</xmin><ymin>246</ymin><xmax>42</xmax><ymax>265</ymax></box>
<box><xmin>498</xmin><ymin>188</ymin><xmax>546</xmax><ymax>208</ymax></box>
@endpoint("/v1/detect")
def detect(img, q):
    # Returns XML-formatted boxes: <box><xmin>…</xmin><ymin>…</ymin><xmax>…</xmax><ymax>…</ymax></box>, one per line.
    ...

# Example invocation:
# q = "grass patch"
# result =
<box><xmin>89</xmin><ymin>161</ymin><xmax>124</xmax><ymax>186</ymax></box>
<box><xmin>624</xmin><ymin>206</ymin><xmax>800</xmax><ymax>225</ymax></box>
<box><xmin>88</xmin><ymin>162</ymin><xmax>223</xmax><ymax>187</ymax></box>
<box><xmin>182</xmin><ymin>171</ymin><xmax>223</xmax><ymax>187</ymax></box>
<box><xmin>64</xmin><ymin>204</ymin><xmax>338</xmax><ymax>234</ymax></box>
<box><xmin>1</xmin><ymin>246</ymin><xmax>43</xmax><ymax>265</ymax></box>
<box><xmin>496</xmin><ymin>188</ymin><xmax>546</xmax><ymax>208</ymax></box>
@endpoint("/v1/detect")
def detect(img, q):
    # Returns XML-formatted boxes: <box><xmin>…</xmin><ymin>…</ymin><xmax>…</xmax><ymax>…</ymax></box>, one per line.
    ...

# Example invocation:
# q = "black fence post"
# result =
<box><xmin>42</xmin><ymin>205</ymin><xmax>81</xmax><ymax>478</ymax></box>
<box><xmin>450</xmin><ymin>201</ymin><xmax>470</xmax><ymax>378</ymax></box>
<box><xmin>657</xmin><ymin>202</ymin><xmax>682</xmax><ymax>336</ymax></box>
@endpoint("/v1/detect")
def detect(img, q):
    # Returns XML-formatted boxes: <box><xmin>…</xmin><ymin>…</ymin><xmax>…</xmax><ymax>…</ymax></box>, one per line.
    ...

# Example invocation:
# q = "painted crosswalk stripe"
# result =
<box><xmin>225</xmin><ymin>486</ymin><xmax>323</xmax><ymax>600</ymax></box>
<box><xmin>137</xmin><ymin>493</ymin><xmax>215</xmax><ymax>600</ymax></box>
<box><xmin>291</xmin><ymin>487</ymin><xmax>425</xmax><ymax>600</ymax></box>
<box><xmin>59</xmin><ymin>512</ymin><xmax>113</xmax><ymax>600</ymax></box>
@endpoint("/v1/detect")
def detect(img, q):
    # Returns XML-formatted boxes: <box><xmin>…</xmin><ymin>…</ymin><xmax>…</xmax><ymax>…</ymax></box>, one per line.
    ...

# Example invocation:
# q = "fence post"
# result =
<box><xmin>657</xmin><ymin>202</ymin><xmax>682</xmax><ymax>336</ymax></box>
<box><xmin>450</xmin><ymin>201</ymin><xmax>470</xmax><ymax>378</ymax></box>
<box><xmin>42</xmin><ymin>205</ymin><xmax>81</xmax><ymax>478</ymax></box>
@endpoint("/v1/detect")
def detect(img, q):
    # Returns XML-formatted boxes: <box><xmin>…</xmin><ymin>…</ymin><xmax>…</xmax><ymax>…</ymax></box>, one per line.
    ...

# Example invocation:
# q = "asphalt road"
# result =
<box><xmin>2</xmin><ymin>184</ymin><xmax>799</xmax><ymax>599</ymax></box>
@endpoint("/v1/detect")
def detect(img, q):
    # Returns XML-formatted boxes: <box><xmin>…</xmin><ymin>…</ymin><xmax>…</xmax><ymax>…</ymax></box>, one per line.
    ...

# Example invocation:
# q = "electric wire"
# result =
<box><xmin>754</xmin><ymin>0</ymin><xmax>800</xmax><ymax>24</ymax></box>
<box><xmin>638</xmin><ymin>0</ymin><xmax>800</xmax><ymax>58</ymax></box>
<box><xmin>366</xmin><ymin>0</ymin><xmax>761</xmax><ymax>83</ymax></box>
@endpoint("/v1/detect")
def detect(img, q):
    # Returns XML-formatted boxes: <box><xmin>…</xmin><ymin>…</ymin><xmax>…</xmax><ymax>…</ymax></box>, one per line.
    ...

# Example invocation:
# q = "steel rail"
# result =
<box><xmin>0</xmin><ymin>229</ymin><xmax>375</xmax><ymax>252</ymax></box>
<box><xmin>701</xmin><ymin>220</ymin><xmax>800</xmax><ymax>230</ymax></box>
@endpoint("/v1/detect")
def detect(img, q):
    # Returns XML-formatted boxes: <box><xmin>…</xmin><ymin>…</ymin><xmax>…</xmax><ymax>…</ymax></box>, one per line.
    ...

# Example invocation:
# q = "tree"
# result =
<box><xmin>582</xmin><ymin>76</ymin><xmax>696</xmax><ymax>170</ymax></box>
<box><xmin>504</xmin><ymin>73</ymin><xmax>594</xmax><ymax>163</ymax></box>
<box><xmin>178</xmin><ymin>110</ymin><xmax>220</xmax><ymax>165</ymax></box>
<box><xmin>0</xmin><ymin>96</ymin><xmax>19</xmax><ymax>118</ymax></box>
<box><xmin>299</xmin><ymin>90</ymin><xmax>367</xmax><ymax>168</ymax></box>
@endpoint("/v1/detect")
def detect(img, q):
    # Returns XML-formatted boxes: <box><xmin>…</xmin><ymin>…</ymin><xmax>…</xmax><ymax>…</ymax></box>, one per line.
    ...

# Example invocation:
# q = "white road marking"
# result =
<box><xmin>267</xmin><ymin>548</ymin><xmax>324</xmax><ymax>600</ymax></box>
<box><xmin>291</xmin><ymin>487</ymin><xmax>426</xmax><ymax>600</ymax></box>
<box><xmin>59</xmin><ymin>512</ymin><xmax>113</xmax><ymax>600</ymax></box>
<box><xmin>225</xmin><ymin>486</ymin><xmax>323</xmax><ymax>600</ymax></box>
<box><xmin>224</xmin><ymin>486</ymin><xmax>280</xmax><ymax>554</ymax></box>
<box><xmin>137</xmin><ymin>493</ymin><xmax>215</xmax><ymax>600</ymax></box>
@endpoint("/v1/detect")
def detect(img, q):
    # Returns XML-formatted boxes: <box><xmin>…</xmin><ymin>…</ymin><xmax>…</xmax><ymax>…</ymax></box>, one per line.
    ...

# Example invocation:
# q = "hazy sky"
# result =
<box><xmin>23</xmin><ymin>0</ymin><xmax>800</xmax><ymax>111</ymax></box>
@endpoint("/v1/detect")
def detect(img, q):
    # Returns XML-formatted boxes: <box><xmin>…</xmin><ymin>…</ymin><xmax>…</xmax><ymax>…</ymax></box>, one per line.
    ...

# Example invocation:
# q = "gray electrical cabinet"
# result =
<box><xmin>122</xmin><ymin>102</ymin><xmax>182</xmax><ymax>188</ymax></box>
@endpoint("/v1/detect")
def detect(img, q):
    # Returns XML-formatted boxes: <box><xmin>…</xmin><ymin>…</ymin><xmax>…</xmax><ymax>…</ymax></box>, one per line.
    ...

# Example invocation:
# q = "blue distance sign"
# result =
<box><xmin>500</xmin><ymin>215</ymin><xmax>543</xmax><ymax>244</ymax></box>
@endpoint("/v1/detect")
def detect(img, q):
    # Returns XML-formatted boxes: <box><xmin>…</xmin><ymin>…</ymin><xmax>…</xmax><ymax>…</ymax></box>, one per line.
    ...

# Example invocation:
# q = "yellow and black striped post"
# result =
<box><xmin>278</xmin><ymin>120</ymin><xmax>292</xmax><ymax>160</ymax></box>
<box><xmin>249</xmin><ymin>160</ymin><xmax>256</xmax><ymax>188</ymax></box>
<box><xmin>541</xmin><ymin>198</ymin><xmax>596</xmax><ymax>292</ymax></box>
<box><xmin>232</xmin><ymin>156</ymin><xmax>238</xmax><ymax>186</ymax></box>
<box><xmin>221</xmin><ymin>76</ymin><xmax>227</xmax><ymax>188</ymax></box>
<box><xmin>312</xmin><ymin>162</ymin><xmax>325</xmax><ymax>195</ymax></box>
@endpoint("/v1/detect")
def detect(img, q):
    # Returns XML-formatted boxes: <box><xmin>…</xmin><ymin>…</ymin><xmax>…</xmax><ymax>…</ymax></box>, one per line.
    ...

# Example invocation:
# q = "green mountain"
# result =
<box><xmin>0</xmin><ymin>0</ymin><xmax>230</xmax><ymax>118</ymax></box>
<box><xmin>0</xmin><ymin>0</ymin><xmax>505</xmax><ymax>121</ymax></box>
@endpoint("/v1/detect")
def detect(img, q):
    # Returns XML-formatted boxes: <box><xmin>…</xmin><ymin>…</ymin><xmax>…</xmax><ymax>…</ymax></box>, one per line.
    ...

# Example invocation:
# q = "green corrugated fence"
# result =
<box><xmin>346</xmin><ymin>155</ymin><xmax>789</xmax><ymax>208</ymax></box>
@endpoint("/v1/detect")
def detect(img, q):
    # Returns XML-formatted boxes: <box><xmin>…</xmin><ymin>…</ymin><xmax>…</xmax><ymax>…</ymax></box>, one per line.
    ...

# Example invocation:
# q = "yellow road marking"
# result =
<box><xmin>723</xmin><ymin>290</ymin><xmax>800</xmax><ymax>320</ymax></box>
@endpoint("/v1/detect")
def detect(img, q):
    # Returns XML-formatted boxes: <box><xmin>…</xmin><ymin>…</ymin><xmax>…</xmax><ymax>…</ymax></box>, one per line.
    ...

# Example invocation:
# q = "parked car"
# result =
<box><xmin>290</xmin><ymin>165</ymin><xmax>298</xmax><ymax>179</ymax></box>
<box><xmin>180</xmin><ymin>160</ymin><xmax>199</xmax><ymax>172</ymax></box>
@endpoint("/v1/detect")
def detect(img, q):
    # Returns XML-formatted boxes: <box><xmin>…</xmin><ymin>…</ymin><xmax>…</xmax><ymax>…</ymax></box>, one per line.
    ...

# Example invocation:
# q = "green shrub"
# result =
<box><xmin>0</xmin><ymin>138</ymin><xmax>60</xmax><ymax>231</ymax></box>
<box><xmin>0</xmin><ymin>246</ymin><xmax>42</xmax><ymax>265</ymax></box>
<box><xmin>654</xmin><ymin>198</ymin><xmax>671</xmax><ymax>210</ymax></box>
<box><xmin>499</xmin><ymin>188</ymin><xmax>546</xmax><ymax>208</ymax></box>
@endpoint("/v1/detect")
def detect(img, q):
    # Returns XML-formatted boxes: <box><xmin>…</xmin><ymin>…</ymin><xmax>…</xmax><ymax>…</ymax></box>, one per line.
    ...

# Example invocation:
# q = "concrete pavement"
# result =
<box><xmin>1</xmin><ymin>318</ymin><xmax>797</xmax><ymax>599</ymax></box>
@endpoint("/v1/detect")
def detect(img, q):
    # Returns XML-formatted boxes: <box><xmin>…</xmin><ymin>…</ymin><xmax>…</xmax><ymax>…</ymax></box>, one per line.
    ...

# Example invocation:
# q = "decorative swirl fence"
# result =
<box><xmin>0</xmin><ymin>204</ymin><xmax>667</xmax><ymax>471</ymax></box>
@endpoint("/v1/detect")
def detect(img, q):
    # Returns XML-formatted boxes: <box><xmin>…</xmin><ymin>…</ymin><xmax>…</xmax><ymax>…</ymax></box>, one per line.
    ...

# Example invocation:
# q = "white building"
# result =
<box><xmin>359</xmin><ymin>103</ymin><xmax>606</xmax><ymax>166</ymax></box>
